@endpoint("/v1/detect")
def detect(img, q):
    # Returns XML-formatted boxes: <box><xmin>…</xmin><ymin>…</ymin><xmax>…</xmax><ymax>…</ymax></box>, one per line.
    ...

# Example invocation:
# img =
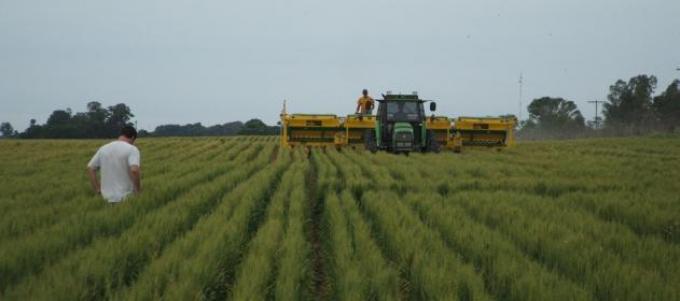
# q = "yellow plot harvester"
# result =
<box><xmin>280</xmin><ymin>92</ymin><xmax>516</xmax><ymax>153</ymax></box>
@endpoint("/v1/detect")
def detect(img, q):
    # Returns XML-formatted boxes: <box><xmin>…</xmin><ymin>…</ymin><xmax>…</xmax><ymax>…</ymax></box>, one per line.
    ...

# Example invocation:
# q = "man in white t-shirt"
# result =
<box><xmin>87</xmin><ymin>126</ymin><xmax>141</xmax><ymax>203</ymax></box>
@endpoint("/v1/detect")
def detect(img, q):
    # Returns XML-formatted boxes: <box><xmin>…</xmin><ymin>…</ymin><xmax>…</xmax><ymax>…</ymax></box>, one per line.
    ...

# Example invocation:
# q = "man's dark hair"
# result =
<box><xmin>362</xmin><ymin>89</ymin><xmax>368</xmax><ymax>95</ymax></box>
<box><xmin>121</xmin><ymin>125</ymin><xmax>138</xmax><ymax>139</ymax></box>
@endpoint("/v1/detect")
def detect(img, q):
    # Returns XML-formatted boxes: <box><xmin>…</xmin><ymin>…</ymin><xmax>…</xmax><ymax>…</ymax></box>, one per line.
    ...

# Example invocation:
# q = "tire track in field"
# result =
<box><xmin>270</xmin><ymin>144</ymin><xmax>280</xmax><ymax>162</ymax></box>
<box><xmin>226</xmin><ymin>163</ymin><xmax>297</xmax><ymax>300</ymax></box>
<box><xmin>309</xmin><ymin>150</ymin><xmax>337</xmax><ymax>300</ymax></box>
<box><xmin>314</xmin><ymin>148</ymin><xmax>388</xmax><ymax>299</ymax></box>
<box><xmin>306</xmin><ymin>150</ymin><xmax>329</xmax><ymax>300</ymax></box>
<box><xmin>325</xmin><ymin>149</ymin><xmax>412</xmax><ymax>300</ymax></box>
<box><xmin>331</xmin><ymin>150</ymin><xmax>414</xmax><ymax>299</ymax></box>
<box><xmin>317</xmin><ymin>148</ymin><xmax>401</xmax><ymax>300</ymax></box>
<box><xmin>0</xmin><ymin>143</ymin><xmax>265</xmax><ymax>293</ymax></box>
<box><xmin>269</xmin><ymin>151</ymin><xmax>312</xmax><ymax>300</ymax></box>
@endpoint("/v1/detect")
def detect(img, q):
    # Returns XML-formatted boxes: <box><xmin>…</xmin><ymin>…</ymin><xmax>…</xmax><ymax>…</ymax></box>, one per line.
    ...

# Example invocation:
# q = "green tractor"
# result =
<box><xmin>364</xmin><ymin>93</ymin><xmax>441</xmax><ymax>154</ymax></box>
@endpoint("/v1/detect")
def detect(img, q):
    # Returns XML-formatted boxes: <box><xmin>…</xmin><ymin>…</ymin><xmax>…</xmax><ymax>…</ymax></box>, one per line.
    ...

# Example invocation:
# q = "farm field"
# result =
<box><xmin>1</xmin><ymin>136</ymin><xmax>680</xmax><ymax>300</ymax></box>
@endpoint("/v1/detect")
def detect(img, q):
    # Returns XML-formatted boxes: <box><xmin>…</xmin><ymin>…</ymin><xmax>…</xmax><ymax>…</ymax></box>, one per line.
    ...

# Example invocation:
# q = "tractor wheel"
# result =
<box><xmin>364</xmin><ymin>130</ymin><xmax>378</xmax><ymax>153</ymax></box>
<box><xmin>425</xmin><ymin>131</ymin><xmax>441</xmax><ymax>153</ymax></box>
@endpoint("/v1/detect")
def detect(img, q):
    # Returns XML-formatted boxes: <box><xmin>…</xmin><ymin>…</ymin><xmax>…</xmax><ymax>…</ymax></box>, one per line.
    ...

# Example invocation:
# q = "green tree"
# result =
<box><xmin>87</xmin><ymin>101</ymin><xmax>110</xmax><ymax>137</ymax></box>
<box><xmin>0</xmin><ymin>122</ymin><xmax>15</xmax><ymax>137</ymax></box>
<box><xmin>653</xmin><ymin>79</ymin><xmax>680</xmax><ymax>132</ymax></box>
<box><xmin>526</xmin><ymin>97</ymin><xmax>586</xmax><ymax>131</ymax></box>
<box><xmin>46</xmin><ymin>110</ymin><xmax>72</xmax><ymax>126</ymax></box>
<box><xmin>603</xmin><ymin>75</ymin><xmax>657</xmax><ymax>129</ymax></box>
<box><xmin>106</xmin><ymin>103</ymin><xmax>134</xmax><ymax>136</ymax></box>
<box><xmin>239</xmin><ymin>119</ymin><xmax>277</xmax><ymax>135</ymax></box>
<box><xmin>19</xmin><ymin>102</ymin><xmax>136</xmax><ymax>138</ymax></box>
<box><xmin>20</xmin><ymin>119</ymin><xmax>43</xmax><ymax>138</ymax></box>
<box><xmin>152</xmin><ymin>121</ymin><xmax>245</xmax><ymax>137</ymax></box>
<box><xmin>243</xmin><ymin>119</ymin><xmax>267</xmax><ymax>128</ymax></box>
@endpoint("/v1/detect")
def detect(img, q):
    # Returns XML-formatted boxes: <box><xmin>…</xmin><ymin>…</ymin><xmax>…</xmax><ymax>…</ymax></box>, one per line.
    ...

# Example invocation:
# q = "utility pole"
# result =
<box><xmin>518</xmin><ymin>73</ymin><xmax>523</xmax><ymax>121</ymax></box>
<box><xmin>587</xmin><ymin>100</ymin><xmax>605</xmax><ymax>129</ymax></box>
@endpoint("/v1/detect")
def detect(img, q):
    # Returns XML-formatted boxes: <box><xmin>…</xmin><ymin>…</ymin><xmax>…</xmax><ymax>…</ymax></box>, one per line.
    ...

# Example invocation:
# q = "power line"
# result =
<box><xmin>587</xmin><ymin>100</ymin><xmax>605</xmax><ymax>129</ymax></box>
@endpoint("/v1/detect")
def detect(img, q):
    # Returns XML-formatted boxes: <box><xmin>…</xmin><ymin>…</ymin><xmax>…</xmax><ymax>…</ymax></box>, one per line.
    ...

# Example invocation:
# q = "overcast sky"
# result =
<box><xmin>1</xmin><ymin>0</ymin><xmax>679</xmax><ymax>131</ymax></box>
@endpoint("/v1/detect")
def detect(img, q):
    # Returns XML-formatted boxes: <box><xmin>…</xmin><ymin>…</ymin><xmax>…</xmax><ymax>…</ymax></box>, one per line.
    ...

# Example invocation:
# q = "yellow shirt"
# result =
<box><xmin>357</xmin><ymin>96</ymin><xmax>374</xmax><ymax>113</ymax></box>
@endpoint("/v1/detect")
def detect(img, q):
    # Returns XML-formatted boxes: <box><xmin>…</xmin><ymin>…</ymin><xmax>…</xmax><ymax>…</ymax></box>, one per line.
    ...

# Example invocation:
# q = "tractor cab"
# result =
<box><xmin>364</xmin><ymin>92</ymin><xmax>439</xmax><ymax>154</ymax></box>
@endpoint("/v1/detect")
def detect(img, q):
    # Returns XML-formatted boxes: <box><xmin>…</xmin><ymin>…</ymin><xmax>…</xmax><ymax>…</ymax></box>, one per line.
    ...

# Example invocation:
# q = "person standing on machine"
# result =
<box><xmin>355</xmin><ymin>89</ymin><xmax>374</xmax><ymax>115</ymax></box>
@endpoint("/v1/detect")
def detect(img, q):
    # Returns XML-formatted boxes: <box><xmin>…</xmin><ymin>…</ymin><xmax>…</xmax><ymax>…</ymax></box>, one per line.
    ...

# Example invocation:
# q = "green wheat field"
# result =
<box><xmin>1</xmin><ymin>136</ymin><xmax>679</xmax><ymax>300</ymax></box>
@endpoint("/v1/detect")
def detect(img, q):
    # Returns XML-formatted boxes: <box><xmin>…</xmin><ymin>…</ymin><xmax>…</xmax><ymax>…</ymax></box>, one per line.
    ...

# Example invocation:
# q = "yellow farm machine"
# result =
<box><xmin>280</xmin><ymin>92</ymin><xmax>516</xmax><ymax>153</ymax></box>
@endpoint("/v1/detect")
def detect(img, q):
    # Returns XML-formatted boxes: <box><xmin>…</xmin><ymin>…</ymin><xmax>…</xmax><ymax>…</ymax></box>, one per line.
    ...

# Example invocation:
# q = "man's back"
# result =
<box><xmin>357</xmin><ymin>96</ymin><xmax>374</xmax><ymax>113</ymax></box>
<box><xmin>87</xmin><ymin>141</ymin><xmax>140</xmax><ymax>202</ymax></box>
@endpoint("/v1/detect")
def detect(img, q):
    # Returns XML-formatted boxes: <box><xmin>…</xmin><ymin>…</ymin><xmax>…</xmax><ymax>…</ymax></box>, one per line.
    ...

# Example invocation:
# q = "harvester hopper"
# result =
<box><xmin>279</xmin><ymin>92</ymin><xmax>516</xmax><ymax>153</ymax></box>
<box><xmin>454</xmin><ymin>116</ymin><xmax>517</xmax><ymax>147</ymax></box>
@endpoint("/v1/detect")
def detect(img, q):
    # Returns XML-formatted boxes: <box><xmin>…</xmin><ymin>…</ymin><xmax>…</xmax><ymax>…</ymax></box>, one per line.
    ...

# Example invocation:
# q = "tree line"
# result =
<box><xmin>1</xmin><ymin>102</ymin><xmax>135</xmax><ymax>139</ymax></box>
<box><xmin>150</xmin><ymin>119</ymin><xmax>278</xmax><ymax>137</ymax></box>
<box><xmin>2</xmin><ymin>74</ymin><xmax>678</xmax><ymax>139</ymax></box>
<box><xmin>0</xmin><ymin>102</ymin><xmax>278</xmax><ymax>139</ymax></box>
<box><xmin>518</xmin><ymin>74</ymin><xmax>680</xmax><ymax>139</ymax></box>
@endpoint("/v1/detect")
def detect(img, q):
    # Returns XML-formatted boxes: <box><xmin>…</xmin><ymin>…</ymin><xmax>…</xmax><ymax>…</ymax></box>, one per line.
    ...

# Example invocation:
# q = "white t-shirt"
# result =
<box><xmin>87</xmin><ymin>141</ymin><xmax>141</xmax><ymax>202</ymax></box>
